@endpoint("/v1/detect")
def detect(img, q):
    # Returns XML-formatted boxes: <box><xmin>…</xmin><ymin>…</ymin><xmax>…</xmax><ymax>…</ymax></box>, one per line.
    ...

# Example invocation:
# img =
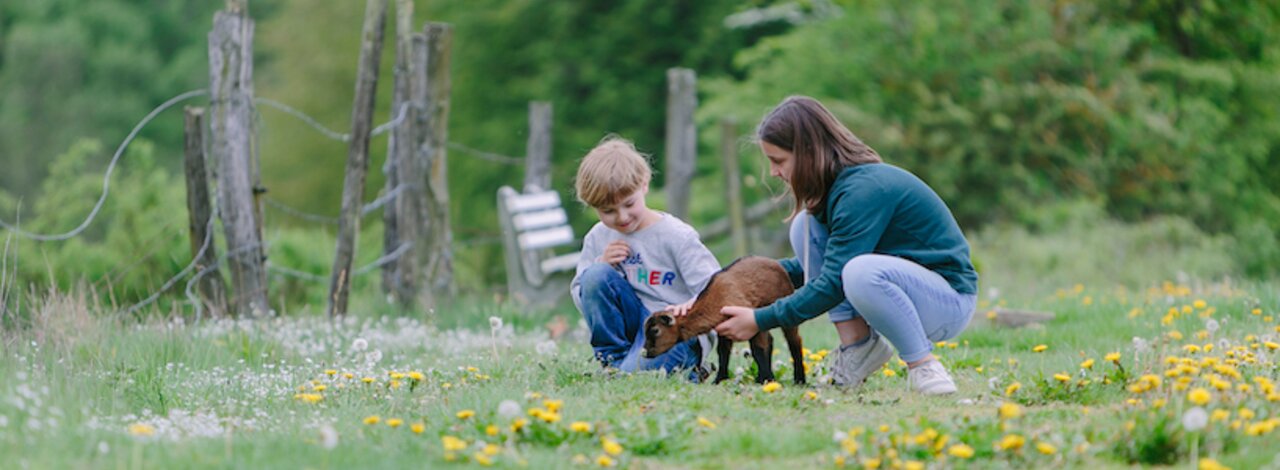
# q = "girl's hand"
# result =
<box><xmin>599</xmin><ymin>240</ymin><xmax>631</xmax><ymax>265</ymax></box>
<box><xmin>715</xmin><ymin>306</ymin><xmax>759</xmax><ymax>341</ymax></box>
<box><xmin>665</xmin><ymin>300</ymin><xmax>695</xmax><ymax>317</ymax></box>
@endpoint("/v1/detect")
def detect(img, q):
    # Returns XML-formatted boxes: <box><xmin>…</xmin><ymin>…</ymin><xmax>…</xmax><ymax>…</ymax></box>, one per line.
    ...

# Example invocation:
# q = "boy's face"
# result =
<box><xmin>761</xmin><ymin>142</ymin><xmax>795</xmax><ymax>186</ymax></box>
<box><xmin>594</xmin><ymin>185</ymin><xmax>653</xmax><ymax>234</ymax></box>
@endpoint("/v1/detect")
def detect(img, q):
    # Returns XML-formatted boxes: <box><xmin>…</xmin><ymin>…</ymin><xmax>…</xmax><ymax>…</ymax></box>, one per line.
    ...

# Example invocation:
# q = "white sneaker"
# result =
<box><xmin>908</xmin><ymin>359</ymin><xmax>957</xmax><ymax>395</ymax></box>
<box><xmin>830</xmin><ymin>334</ymin><xmax>894</xmax><ymax>388</ymax></box>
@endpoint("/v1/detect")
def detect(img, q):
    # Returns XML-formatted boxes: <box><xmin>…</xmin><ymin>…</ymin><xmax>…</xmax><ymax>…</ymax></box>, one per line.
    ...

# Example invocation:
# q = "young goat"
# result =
<box><xmin>642</xmin><ymin>256</ymin><xmax>804</xmax><ymax>384</ymax></box>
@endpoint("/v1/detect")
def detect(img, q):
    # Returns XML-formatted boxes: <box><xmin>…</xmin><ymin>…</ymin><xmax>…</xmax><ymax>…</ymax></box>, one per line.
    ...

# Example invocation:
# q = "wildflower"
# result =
<box><xmin>386</xmin><ymin>418</ymin><xmax>403</xmax><ymax>428</ymax></box>
<box><xmin>1032</xmin><ymin>344</ymin><xmax>1048</xmax><ymax>353</ymax></box>
<box><xmin>318</xmin><ymin>424</ymin><xmax>338</xmax><ymax>449</ymax></box>
<box><xmin>1035</xmin><ymin>442</ymin><xmax>1057</xmax><ymax>455</ymax></box>
<box><xmin>1054</xmin><ymin>373</ymin><xmax>1071</xmax><ymax>383</ymax></box>
<box><xmin>804</xmin><ymin>391</ymin><xmax>819</xmax><ymax>400</ymax></box>
<box><xmin>1080</xmin><ymin>359</ymin><xmax>1095</xmax><ymax>370</ymax></box>
<box><xmin>904</xmin><ymin>461</ymin><xmax>924</xmax><ymax>470</ymax></box>
<box><xmin>483</xmin><ymin>443</ymin><xmax>500</xmax><ymax>456</ymax></box>
<box><xmin>571</xmin><ymin>421</ymin><xmax>592</xmax><ymax>433</ymax></box>
<box><xmin>882</xmin><ymin>369</ymin><xmax>897</xmax><ymax>378</ymax></box>
<box><xmin>343</xmin><ymin>372</ymin><xmax>354</xmax><ymax>379</ymax></box>
<box><xmin>352</xmin><ymin>338</ymin><xmax>368</xmax><ymax>352</ymax></box>
<box><xmin>998</xmin><ymin>402</ymin><xmax>1022</xmax><ymax>420</ymax></box>
<box><xmin>1182</xmin><ymin>407</ymin><xmax>1209</xmax><ymax>431</ymax></box>
<box><xmin>696</xmin><ymin>417</ymin><xmax>716</xmax><ymax>429</ymax></box>
<box><xmin>1188</xmin><ymin>388</ymin><xmax>1212</xmax><ymax>406</ymax></box>
<box><xmin>601</xmin><ymin>437</ymin><xmax>623</xmax><ymax>456</ymax></box>
<box><xmin>862</xmin><ymin>457</ymin><xmax>882</xmax><ymax>469</ymax></box>
<box><xmin>127</xmin><ymin>423</ymin><xmax>155</xmax><ymax>437</ymax></box>
<box><xmin>1211</xmin><ymin>409</ymin><xmax>1230</xmax><ymax>422</ymax></box>
<box><xmin>948</xmin><ymin>444</ymin><xmax>974</xmax><ymax>458</ymax></box>
<box><xmin>1105</xmin><ymin>352</ymin><xmax>1121</xmax><ymax>363</ymax></box>
<box><xmin>441</xmin><ymin>435</ymin><xmax>467</xmax><ymax>451</ymax></box>
<box><xmin>1005</xmin><ymin>382</ymin><xmax>1021</xmax><ymax>396</ymax></box>
<box><xmin>497</xmin><ymin>400</ymin><xmax>521</xmax><ymax>419</ymax></box>
<box><xmin>324</xmin><ymin>369</ymin><xmax>337</xmax><ymax>376</ymax></box>
<box><xmin>486</xmin><ymin>425</ymin><xmax>500</xmax><ymax>436</ymax></box>
<box><xmin>1169</xmin><ymin>330</ymin><xmax>1184</xmax><ymax>340</ymax></box>
<box><xmin>489</xmin><ymin>316</ymin><xmax>504</xmax><ymax>331</ymax></box>
<box><xmin>456</xmin><ymin>409</ymin><xmax>475</xmax><ymax>420</ymax></box>
<box><xmin>996</xmin><ymin>434</ymin><xmax>1025</xmax><ymax>451</ymax></box>
<box><xmin>1199</xmin><ymin>458</ymin><xmax>1230</xmax><ymax>470</ymax></box>
<box><xmin>363</xmin><ymin>415</ymin><xmax>381</xmax><ymax>425</ymax></box>
<box><xmin>361</xmin><ymin>377</ymin><xmax>375</xmax><ymax>384</ymax></box>
<box><xmin>1265</xmin><ymin>341</ymin><xmax>1280</xmax><ymax>351</ymax></box>
<box><xmin>1251</xmin><ymin>308</ymin><xmax>1262</xmax><ymax>315</ymax></box>
<box><xmin>762</xmin><ymin>382</ymin><xmax>782</xmax><ymax>393</ymax></box>
<box><xmin>312</xmin><ymin>384</ymin><xmax>327</xmax><ymax>392</ymax></box>
<box><xmin>408</xmin><ymin>371</ymin><xmax>425</xmax><ymax>381</ymax></box>
<box><xmin>1193</xmin><ymin>299</ymin><xmax>1207</xmax><ymax>309</ymax></box>
<box><xmin>596</xmin><ymin>455</ymin><xmax>616</xmax><ymax>467</ymax></box>
<box><xmin>294</xmin><ymin>393</ymin><xmax>323</xmax><ymax>404</ymax></box>
<box><xmin>510</xmin><ymin>418</ymin><xmax>528</xmax><ymax>432</ymax></box>
<box><xmin>411</xmin><ymin>423</ymin><xmax>425</xmax><ymax>434</ymax></box>
<box><xmin>474</xmin><ymin>453</ymin><xmax>493</xmax><ymax>466</ymax></box>
<box><xmin>543</xmin><ymin>399</ymin><xmax>563</xmax><ymax>413</ymax></box>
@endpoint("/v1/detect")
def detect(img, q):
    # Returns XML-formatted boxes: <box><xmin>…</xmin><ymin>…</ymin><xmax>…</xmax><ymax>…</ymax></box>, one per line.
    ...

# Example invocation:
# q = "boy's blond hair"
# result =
<box><xmin>574</xmin><ymin>136</ymin><xmax>652</xmax><ymax>208</ymax></box>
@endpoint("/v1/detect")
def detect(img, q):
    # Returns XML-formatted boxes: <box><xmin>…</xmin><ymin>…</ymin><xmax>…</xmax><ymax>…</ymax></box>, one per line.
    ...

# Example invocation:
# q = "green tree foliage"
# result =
<box><xmin>703</xmin><ymin>0</ymin><xmax>1280</xmax><ymax>275</ymax></box>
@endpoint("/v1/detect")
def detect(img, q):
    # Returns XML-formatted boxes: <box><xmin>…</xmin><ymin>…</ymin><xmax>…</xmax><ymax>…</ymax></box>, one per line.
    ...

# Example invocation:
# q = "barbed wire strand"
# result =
<box><xmin>447</xmin><ymin>141</ymin><xmax>523</xmax><ymax>165</ymax></box>
<box><xmin>264</xmin><ymin>183</ymin><xmax>410</xmax><ymax>225</ymax></box>
<box><xmin>268</xmin><ymin>241</ymin><xmax>412</xmax><ymax>284</ymax></box>
<box><xmin>121</xmin><ymin>209</ymin><xmax>224</xmax><ymax>319</ymax></box>
<box><xmin>0</xmin><ymin>89</ymin><xmax>210</xmax><ymax>241</ymax></box>
<box><xmin>255</xmin><ymin>99</ymin><xmax>408</xmax><ymax>142</ymax></box>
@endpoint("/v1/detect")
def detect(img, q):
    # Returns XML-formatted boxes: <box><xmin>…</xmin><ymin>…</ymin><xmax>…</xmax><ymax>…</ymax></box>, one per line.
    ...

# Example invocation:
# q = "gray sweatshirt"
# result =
<box><xmin>571</xmin><ymin>212</ymin><xmax>720</xmax><ymax>314</ymax></box>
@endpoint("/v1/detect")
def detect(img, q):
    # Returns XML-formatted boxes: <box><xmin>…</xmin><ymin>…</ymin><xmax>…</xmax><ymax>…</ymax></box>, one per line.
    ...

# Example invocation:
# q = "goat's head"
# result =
<box><xmin>641</xmin><ymin>312</ymin><xmax>681</xmax><ymax>358</ymax></box>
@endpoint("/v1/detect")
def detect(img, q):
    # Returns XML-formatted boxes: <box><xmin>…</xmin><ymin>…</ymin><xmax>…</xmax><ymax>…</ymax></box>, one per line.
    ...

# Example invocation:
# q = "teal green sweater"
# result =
<box><xmin>755</xmin><ymin>163</ymin><xmax>978</xmax><ymax>331</ymax></box>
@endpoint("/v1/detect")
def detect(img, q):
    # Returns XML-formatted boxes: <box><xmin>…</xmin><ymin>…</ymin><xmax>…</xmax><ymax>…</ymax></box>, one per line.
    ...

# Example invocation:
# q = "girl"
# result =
<box><xmin>715</xmin><ymin>96</ymin><xmax>978</xmax><ymax>395</ymax></box>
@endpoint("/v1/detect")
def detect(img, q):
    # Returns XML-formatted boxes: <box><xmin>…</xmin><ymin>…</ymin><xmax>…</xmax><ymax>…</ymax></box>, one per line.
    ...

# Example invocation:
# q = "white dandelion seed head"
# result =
<box><xmin>352</xmin><ymin>338</ymin><xmax>368</xmax><ymax>352</ymax></box>
<box><xmin>319</xmin><ymin>424</ymin><xmax>339</xmax><ymax>450</ymax></box>
<box><xmin>497</xmin><ymin>400</ymin><xmax>521</xmax><ymax>419</ymax></box>
<box><xmin>1182</xmin><ymin>407</ymin><xmax>1208</xmax><ymax>431</ymax></box>
<box><xmin>535</xmin><ymin>340</ymin><xmax>558</xmax><ymax>356</ymax></box>
<box><xmin>987</xmin><ymin>376</ymin><xmax>1001</xmax><ymax>391</ymax></box>
<box><xmin>98</xmin><ymin>441</ymin><xmax>109</xmax><ymax>454</ymax></box>
<box><xmin>1205</xmin><ymin>319</ymin><xmax>1220</xmax><ymax>334</ymax></box>
<box><xmin>1132</xmin><ymin>337</ymin><xmax>1150</xmax><ymax>353</ymax></box>
<box><xmin>366</xmin><ymin>349</ymin><xmax>383</xmax><ymax>364</ymax></box>
<box><xmin>987</xmin><ymin>287</ymin><xmax>1001</xmax><ymax>300</ymax></box>
<box><xmin>832</xmin><ymin>430</ymin><xmax>848</xmax><ymax>443</ymax></box>
<box><xmin>489</xmin><ymin>316</ymin><xmax>504</xmax><ymax>331</ymax></box>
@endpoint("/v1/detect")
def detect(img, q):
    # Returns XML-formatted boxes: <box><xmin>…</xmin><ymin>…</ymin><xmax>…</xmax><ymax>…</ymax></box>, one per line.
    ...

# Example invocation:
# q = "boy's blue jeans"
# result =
<box><xmin>576</xmin><ymin>263</ymin><xmax>701</xmax><ymax>374</ymax></box>
<box><xmin>790</xmin><ymin>212</ymin><xmax>977</xmax><ymax>363</ymax></box>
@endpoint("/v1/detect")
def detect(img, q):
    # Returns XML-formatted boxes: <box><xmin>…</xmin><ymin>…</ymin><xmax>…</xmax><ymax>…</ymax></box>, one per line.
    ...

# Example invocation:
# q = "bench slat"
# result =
<box><xmin>518</xmin><ymin>225</ymin><xmax>575</xmax><ymax>250</ymax></box>
<box><xmin>540</xmin><ymin>252</ymin><xmax>581</xmax><ymax>274</ymax></box>
<box><xmin>512</xmin><ymin>208</ymin><xmax>567</xmax><ymax>231</ymax></box>
<box><xmin>506</xmin><ymin>190</ymin><xmax>562</xmax><ymax>213</ymax></box>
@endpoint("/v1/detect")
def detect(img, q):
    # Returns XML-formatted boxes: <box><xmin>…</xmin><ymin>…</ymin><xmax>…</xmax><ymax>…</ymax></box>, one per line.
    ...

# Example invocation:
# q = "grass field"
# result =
<box><xmin>2</xmin><ymin>276</ymin><xmax>1278</xmax><ymax>469</ymax></box>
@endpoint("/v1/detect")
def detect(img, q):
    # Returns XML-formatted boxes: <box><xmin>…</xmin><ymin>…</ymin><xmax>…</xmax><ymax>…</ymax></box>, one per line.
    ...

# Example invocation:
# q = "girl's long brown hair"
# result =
<box><xmin>756</xmin><ymin>96</ymin><xmax>882</xmax><ymax>219</ymax></box>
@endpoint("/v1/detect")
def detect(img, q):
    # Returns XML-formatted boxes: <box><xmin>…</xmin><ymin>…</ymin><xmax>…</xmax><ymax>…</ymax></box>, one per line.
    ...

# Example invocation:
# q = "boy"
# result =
<box><xmin>570</xmin><ymin>136</ymin><xmax>719</xmax><ymax>376</ymax></box>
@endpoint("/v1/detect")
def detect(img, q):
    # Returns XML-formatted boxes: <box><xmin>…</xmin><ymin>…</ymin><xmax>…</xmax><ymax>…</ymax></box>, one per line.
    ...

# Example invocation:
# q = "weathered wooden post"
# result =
<box><xmin>721</xmin><ymin>117</ymin><xmax>748</xmax><ymax>258</ymax></box>
<box><xmin>524</xmin><ymin>101</ymin><xmax>553</xmax><ymax>192</ymax></box>
<box><xmin>382</xmin><ymin>0</ymin><xmax>417</xmax><ymax>306</ymax></box>
<box><xmin>664</xmin><ymin>68</ymin><xmax>696</xmax><ymax>222</ymax></box>
<box><xmin>183</xmin><ymin>107</ymin><xmax>228</xmax><ymax>318</ymax></box>
<box><xmin>420</xmin><ymin>22</ymin><xmax>455</xmax><ymax>306</ymax></box>
<box><xmin>328</xmin><ymin>0</ymin><xmax>389</xmax><ymax>318</ymax></box>
<box><xmin>208</xmin><ymin>0</ymin><xmax>268</xmax><ymax>317</ymax></box>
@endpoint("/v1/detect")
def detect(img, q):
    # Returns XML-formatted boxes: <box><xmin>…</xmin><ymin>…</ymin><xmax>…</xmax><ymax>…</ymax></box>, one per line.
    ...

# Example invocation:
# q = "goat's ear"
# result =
<box><xmin>657</xmin><ymin>314</ymin><xmax>675</xmax><ymax>327</ymax></box>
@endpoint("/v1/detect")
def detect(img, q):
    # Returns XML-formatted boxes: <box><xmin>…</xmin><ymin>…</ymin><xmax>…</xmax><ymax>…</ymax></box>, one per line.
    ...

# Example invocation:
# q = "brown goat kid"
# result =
<box><xmin>642</xmin><ymin>256</ymin><xmax>804</xmax><ymax>384</ymax></box>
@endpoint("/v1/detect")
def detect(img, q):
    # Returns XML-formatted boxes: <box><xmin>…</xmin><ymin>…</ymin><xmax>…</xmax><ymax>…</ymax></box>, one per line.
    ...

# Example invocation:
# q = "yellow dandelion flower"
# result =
<box><xmin>804</xmin><ymin>391</ymin><xmax>819</xmax><ymax>400</ymax></box>
<box><xmin>882</xmin><ymin>368</ymin><xmax>897</xmax><ymax>378</ymax></box>
<box><xmin>408</xmin><ymin>371</ymin><xmax>425</xmax><ymax>381</ymax></box>
<box><xmin>602</xmin><ymin>437</ymin><xmax>623</xmax><ymax>456</ymax></box>
<box><xmin>998</xmin><ymin>402</ymin><xmax>1022</xmax><ymax>420</ymax></box>
<box><xmin>1005</xmin><ymin>382</ymin><xmax>1021</xmax><ymax>396</ymax></box>
<box><xmin>1188</xmin><ymin>388</ymin><xmax>1212</xmax><ymax>406</ymax></box>
<box><xmin>324</xmin><ymin>369</ymin><xmax>337</xmax><ymax>376</ymax></box>
<box><xmin>1265</xmin><ymin>341</ymin><xmax>1280</xmax><ymax>351</ymax></box>
<box><xmin>997</xmin><ymin>434</ymin><xmax>1025</xmax><ymax>451</ymax></box>
<box><xmin>948</xmin><ymin>443</ymin><xmax>975</xmax><ymax>458</ymax></box>
<box><xmin>1080</xmin><ymin>359</ymin><xmax>1095</xmax><ymax>370</ymax></box>
<box><xmin>1251</xmin><ymin>308</ymin><xmax>1262</xmax><ymax>315</ymax></box>
<box><xmin>474</xmin><ymin>453</ymin><xmax>493</xmax><ymax>466</ymax></box>
<box><xmin>441</xmin><ymin>435</ymin><xmax>467</xmax><ymax>451</ymax></box>
<box><xmin>570</xmin><ymin>421</ymin><xmax>592</xmax><ymax>433</ymax></box>
<box><xmin>312</xmin><ymin>384</ymin><xmax>327</xmax><ymax>392</ymax></box>
<box><xmin>540</xmin><ymin>412</ymin><xmax>562</xmax><ymax>424</ymax></box>
<box><xmin>862</xmin><ymin>457</ymin><xmax>882</xmax><ymax>469</ymax></box>
<box><xmin>361</xmin><ymin>377</ymin><xmax>375</xmax><ymax>384</ymax></box>
<box><xmin>1199</xmin><ymin>458</ymin><xmax>1230</xmax><ymax>470</ymax></box>
<box><xmin>363</xmin><ymin>415</ymin><xmax>381</xmax><ymax>425</ymax></box>
<box><xmin>762</xmin><ymin>382</ymin><xmax>782</xmax><ymax>393</ymax></box>
<box><xmin>543</xmin><ymin>399</ymin><xmax>563</xmax><ymax>413</ymax></box>
<box><xmin>696</xmin><ymin>416</ymin><xmax>717</xmax><ymax>429</ymax></box>
<box><xmin>1169</xmin><ymin>330</ymin><xmax>1184</xmax><ymax>340</ymax></box>
<box><xmin>293</xmin><ymin>393</ymin><xmax>323</xmax><ymax>404</ymax></box>
<box><xmin>1054</xmin><ymin>373</ymin><xmax>1072</xmax><ymax>383</ymax></box>
<box><xmin>486</xmin><ymin>425</ymin><xmax>500</xmax><ymax>436</ymax></box>
<box><xmin>1032</xmin><ymin>344</ymin><xmax>1048</xmax><ymax>353</ymax></box>
<box><xmin>904</xmin><ymin>461</ymin><xmax>924</xmax><ymax>470</ymax></box>
<box><xmin>456</xmin><ymin>409</ymin><xmax>475</xmax><ymax>420</ymax></box>
<box><xmin>1082</xmin><ymin>296</ymin><xmax>1093</xmax><ymax>306</ymax></box>
<box><xmin>411</xmin><ymin>423</ymin><xmax>425</xmax><ymax>434</ymax></box>
<box><xmin>127</xmin><ymin>423</ymin><xmax>155</xmax><ymax>437</ymax></box>
<box><xmin>1036</xmin><ymin>442</ymin><xmax>1057</xmax><ymax>455</ymax></box>
<box><xmin>511</xmin><ymin>418</ymin><xmax>529</xmax><ymax>432</ymax></box>
<box><xmin>342</xmin><ymin>372</ymin><xmax>354</xmax><ymax>379</ymax></box>
<box><xmin>385</xmin><ymin>418</ymin><xmax>403</xmax><ymax>428</ymax></box>
<box><xmin>1105</xmin><ymin>352</ymin><xmax>1121</xmax><ymax>363</ymax></box>
<box><xmin>596</xmin><ymin>455</ymin><xmax>616</xmax><ymax>467</ymax></box>
<box><xmin>483</xmin><ymin>443</ymin><xmax>500</xmax><ymax>456</ymax></box>
<box><xmin>389</xmin><ymin>371</ymin><xmax>406</xmax><ymax>380</ymax></box>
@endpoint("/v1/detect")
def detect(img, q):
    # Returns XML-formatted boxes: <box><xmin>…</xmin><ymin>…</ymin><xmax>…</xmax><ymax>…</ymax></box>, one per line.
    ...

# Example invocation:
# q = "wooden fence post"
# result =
<box><xmin>382</xmin><ymin>0</ymin><xmax>417</xmax><ymax>306</ymax></box>
<box><xmin>664</xmin><ymin>68</ymin><xmax>697</xmax><ymax>222</ymax></box>
<box><xmin>183</xmin><ymin>107</ymin><xmax>228</xmax><ymax>318</ymax></box>
<box><xmin>328</xmin><ymin>0</ymin><xmax>388</xmax><ymax>318</ymax></box>
<box><xmin>524</xmin><ymin>101</ymin><xmax>553</xmax><ymax>193</ymax></box>
<box><xmin>208</xmin><ymin>2</ymin><xmax>268</xmax><ymax>317</ymax></box>
<box><xmin>721</xmin><ymin>117</ymin><xmax>748</xmax><ymax>258</ymax></box>
<box><xmin>421</xmin><ymin>22</ymin><xmax>455</xmax><ymax>306</ymax></box>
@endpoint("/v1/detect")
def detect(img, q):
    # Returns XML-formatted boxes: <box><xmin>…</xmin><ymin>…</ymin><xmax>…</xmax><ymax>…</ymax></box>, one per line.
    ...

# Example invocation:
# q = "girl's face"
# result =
<box><xmin>761</xmin><ymin>142</ymin><xmax>795</xmax><ymax>186</ymax></box>
<box><xmin>594</xmin><ymin>185</ymin><xmax>656</xmax><ymax>234</ymax></box>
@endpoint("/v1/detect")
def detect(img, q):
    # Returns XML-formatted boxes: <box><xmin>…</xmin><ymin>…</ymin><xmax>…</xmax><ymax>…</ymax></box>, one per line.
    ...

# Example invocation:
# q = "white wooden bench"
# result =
<box><xmin>496</xmin><ymin>186</ymin><xmax>581</xmax><ymax>306</ymax></box>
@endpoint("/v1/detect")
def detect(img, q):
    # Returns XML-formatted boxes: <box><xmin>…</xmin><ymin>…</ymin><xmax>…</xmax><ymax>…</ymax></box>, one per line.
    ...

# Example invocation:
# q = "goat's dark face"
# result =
<box><xmin>641</xmin><ymin>313</ymin><xmax>680</xmax><ymax>358</ymax></box>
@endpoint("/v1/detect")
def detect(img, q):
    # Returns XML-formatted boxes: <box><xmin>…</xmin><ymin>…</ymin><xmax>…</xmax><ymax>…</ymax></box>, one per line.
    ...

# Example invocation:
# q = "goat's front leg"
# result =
<box><xmin>749</xmin><ymin>332</ymin><xmax>775</xmax><ymax>384</ymax></box>
<box><xmin>713</xmin><ymin>335</ymin><xmax>733</xmax><ymax>384</ymax></box>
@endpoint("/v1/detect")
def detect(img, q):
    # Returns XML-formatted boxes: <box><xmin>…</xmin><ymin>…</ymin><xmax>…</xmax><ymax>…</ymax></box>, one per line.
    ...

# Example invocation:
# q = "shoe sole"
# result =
<box><xmin>832</xmin><ymin>341</ymin><xmax>894</xmax><ymax>388</ymax></box>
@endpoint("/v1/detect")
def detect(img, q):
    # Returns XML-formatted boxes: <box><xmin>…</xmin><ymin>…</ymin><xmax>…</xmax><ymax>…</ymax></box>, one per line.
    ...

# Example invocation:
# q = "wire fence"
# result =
<box><xmin>0</xmin><ymin>88</ymin><xmax>519</xmax><ymax>319</ymax></box>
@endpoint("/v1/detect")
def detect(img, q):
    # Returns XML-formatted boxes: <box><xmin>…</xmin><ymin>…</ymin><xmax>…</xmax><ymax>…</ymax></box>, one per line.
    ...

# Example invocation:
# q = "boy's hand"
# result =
<box><xmin>715</xmin><ymin>306</ymin><xmax>759</xmax><ymax>341</ymax></box>
<box><xmin>665</xmin><ymin>300</ymin><xmax>695</xmax><ymax>317</ymax></box>
<box><xmin>599</xmin><ymin>240</ymin><xmax>631</xmax><ymax>265</ymax></box>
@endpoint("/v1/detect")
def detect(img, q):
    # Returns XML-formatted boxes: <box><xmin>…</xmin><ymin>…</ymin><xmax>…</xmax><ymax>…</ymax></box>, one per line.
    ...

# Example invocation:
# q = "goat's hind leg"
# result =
<box><xmin>713</xmin><ymin>335</ymin><xmax>733</xmax><ymax>384</ymax></box>
<box><xmin>782</xmin><ymin>326</ymin><xmax>805</xmax><ymax>385</ymax></box>
<box><xmin>749</xmin><ymin>332</ymin><xmax>775</xmax><ymax>384</ymax></box>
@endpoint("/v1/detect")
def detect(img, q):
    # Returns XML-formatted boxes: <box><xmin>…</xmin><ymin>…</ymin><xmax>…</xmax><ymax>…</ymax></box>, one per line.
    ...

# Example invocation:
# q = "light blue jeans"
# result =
<box><xmin>790</xmin><ymin>212</ymin><xmax>976</xmax><ymax>363</ymax></box>
<box><xmin>575</xmin><ymin>263</ymin><xmax>701</xmax><ymax>375</ymax></box>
